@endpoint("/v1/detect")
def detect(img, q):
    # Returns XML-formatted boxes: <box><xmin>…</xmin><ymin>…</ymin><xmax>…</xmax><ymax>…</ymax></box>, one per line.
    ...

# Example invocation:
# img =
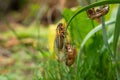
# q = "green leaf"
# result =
<box><xmin>113</xmin><ymin>5</ymin><xmax>120</xmax><ymax>57</ymax></box>
<box><xmin>113</xmin><ymin>5</ymin><xmax>120</xmax><ymax>80</ymax></box>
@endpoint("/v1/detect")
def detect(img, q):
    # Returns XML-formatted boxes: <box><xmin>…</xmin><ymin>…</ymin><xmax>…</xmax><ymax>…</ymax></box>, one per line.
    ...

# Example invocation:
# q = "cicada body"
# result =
<box><xmin>55</xmin><ymin>23</ymin><xmax>65</xmax><ymax>51</ymax></box>
<box><xmin>54</xmin><ymin>23</ymin><xmax>66</xmax><ymax>61</ymax></box>
<box><xmin>87</xmin><ymin>5</ymin><xmax>109</xmax><ymax>19</ymax></box>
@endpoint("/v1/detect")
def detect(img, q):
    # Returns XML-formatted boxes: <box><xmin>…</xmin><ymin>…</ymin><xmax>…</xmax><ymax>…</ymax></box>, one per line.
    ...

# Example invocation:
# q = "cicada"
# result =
<box><xmin>65</xmin><ymin>42</ymin><xmax>77</xmax><ymax>66</ymax></box>
<box><xmin>87</xmin><ymin>5</ymin><xmax>109</xmax><ymax>19</ymax></box>
<box><xmin>55</xmin><ymin>23</ymin><xmax>65</xmax><ymax>51</ymax></box>
<box><xmin>54</xmin><ymin>23</ymin><xmax>66</xmax><ymax>61</ymax></box>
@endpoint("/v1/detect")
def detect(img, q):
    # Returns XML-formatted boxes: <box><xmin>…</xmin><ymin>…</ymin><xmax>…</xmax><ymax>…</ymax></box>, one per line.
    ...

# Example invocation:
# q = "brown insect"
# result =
<box><xmin>55</xmin><ymin>23</ymin><xmax>66</xmax><ymax>51</ymax></box>
<box><xmin>54</xmin><ymin>23</ymin><xmax>66</xmax><ymax>61</ymax></box>
<box><xmin>65</xmin><ymin>43</ymin><xmax>77</xmax><ymax>66</ymax></box>
<box><xmin>87</xmin><ymin>5</ymin><xmax>109</xmax><ymax>19</ymax></box>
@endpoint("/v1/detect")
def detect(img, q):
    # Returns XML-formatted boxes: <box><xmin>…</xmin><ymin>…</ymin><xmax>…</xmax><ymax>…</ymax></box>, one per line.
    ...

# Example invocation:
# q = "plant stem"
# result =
<box><xmin>100</xmin><ymin>17</ymin><xmax>113</xmax><ymax>58</ymax></box>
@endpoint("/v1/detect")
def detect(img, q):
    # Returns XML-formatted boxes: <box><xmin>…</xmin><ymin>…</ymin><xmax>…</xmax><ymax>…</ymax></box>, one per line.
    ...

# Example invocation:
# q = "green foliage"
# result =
<box><xmin>2</xmin><ymin>0</ymin><xmax>120</xmax><ymax>80</ymax></box>
<box><xmin>36</xmin><ymin>1</ymin><xmax>120</xmax><ymax>80</ymax></box>
<box><xmin>32</xmin><ymin>1</ymin><xmax>120</xmax><ymax>80</ymax></box>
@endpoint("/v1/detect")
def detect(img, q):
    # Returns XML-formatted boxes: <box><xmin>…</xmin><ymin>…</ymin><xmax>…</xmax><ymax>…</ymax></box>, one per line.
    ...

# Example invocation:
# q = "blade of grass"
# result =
<box><xmin>101</xmin><ymin>35</ymin><xmax>113</xmax><ymax>53</ymax></box>
<box><xmin>80</xmin><ymin>19</ymin><xmax>115</xmax><ymax>51</ymax></box>
<box><xmin>100</xmin><ymin>17</ymin><xmax>113</xmax><ymax>58</ymax></box>
<box><xmin>66</xmin><ymin>0</ymin><xmax>120</xmax><ymax>31</ymax></box>
<box><xmin>113</xmin><ymin>5</ymin><xmax>120</xmax><ymax>80</ymax></box>
<box><xmin>48</xmin><ymin>71</ymin><xmax>56</xmax><ymax>80</ymax></box>
<box><xmin>113</xmin><ymin>5</ymin><xmax>120</xmax><ymax>59</ymax></box>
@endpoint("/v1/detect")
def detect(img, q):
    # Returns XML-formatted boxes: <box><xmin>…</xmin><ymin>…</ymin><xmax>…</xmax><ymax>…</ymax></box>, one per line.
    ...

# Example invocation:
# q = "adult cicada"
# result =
<box><xmin>54</xmin><ymin>23</ymin><xmax>66</xmax><ymax>61</ymax></box>
<box><xmin>55</xmin><ymin>23</ymin><xmax>65</xmax><ymax>51</ymax></box>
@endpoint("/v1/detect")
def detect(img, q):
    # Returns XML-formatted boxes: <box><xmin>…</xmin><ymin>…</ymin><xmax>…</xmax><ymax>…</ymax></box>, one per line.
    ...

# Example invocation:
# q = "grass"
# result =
<box><xmin>1</xmin><ymin>0</ymin><xmax>120</xmax><ymax>80</ymax></box>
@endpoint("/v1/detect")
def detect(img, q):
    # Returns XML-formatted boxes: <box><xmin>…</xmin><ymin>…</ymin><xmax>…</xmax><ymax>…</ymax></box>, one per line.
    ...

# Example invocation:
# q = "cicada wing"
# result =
<box><xmin>54</xmin><ymin>36</ymin><xmax>65</xmax><ymax>62</ymax></box>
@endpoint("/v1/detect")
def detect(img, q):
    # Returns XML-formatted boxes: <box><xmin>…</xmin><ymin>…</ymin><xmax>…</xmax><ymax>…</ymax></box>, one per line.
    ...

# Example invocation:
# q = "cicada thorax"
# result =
<box><xmin>65</xmin><ymin>42</ymin><xmax>77</xmax><ymax>66</ymax></box>
<box><xmin>87</xmin><ymin>5</ymin><xmax>109</xmax><ymax>20</ymax></box>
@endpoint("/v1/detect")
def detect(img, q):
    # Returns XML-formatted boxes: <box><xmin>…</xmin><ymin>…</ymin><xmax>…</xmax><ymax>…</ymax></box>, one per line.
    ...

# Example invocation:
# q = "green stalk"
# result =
<box><xmin>100</xmin><ymin>17</ymin><xmax>113</xmax><ymax>58</ymax></box>
<box><xmin>113</xmin><ymin>5</ymin><xmax>120</xmax><ymax>80</ymax></box>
